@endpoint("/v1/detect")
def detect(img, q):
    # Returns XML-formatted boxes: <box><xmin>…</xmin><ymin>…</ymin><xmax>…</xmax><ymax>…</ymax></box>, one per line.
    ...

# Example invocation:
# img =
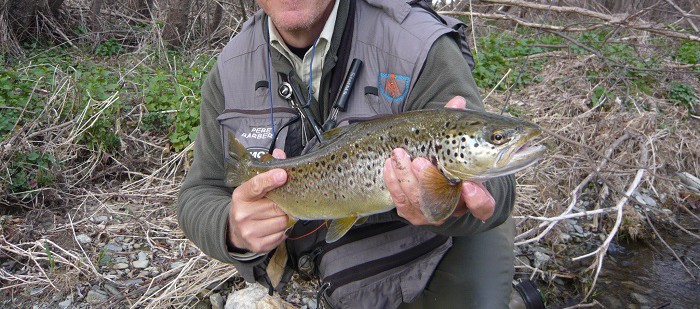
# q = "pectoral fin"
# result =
<box><xmin>419</xmin><ymin>166</ymin><xmax>462</xmax><ymax>222</ymax></box>
<box><xmin>325</xmin><ymin>216</ymin><xmax>359</xmax><ymax>243</ymax></box>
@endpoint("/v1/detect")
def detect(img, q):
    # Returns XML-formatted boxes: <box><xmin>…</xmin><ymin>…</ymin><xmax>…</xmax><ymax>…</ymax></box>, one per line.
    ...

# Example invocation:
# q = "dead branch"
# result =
<box><xmin>644</xmin><ymin>209</ymin><xmax>699</xmax><ymax>283</ymax></box>
<box><xmin>663</xmin><ymin>0</ymin><xmax>699</xmax><ymax>33</ymax></box>
<box><xmin>443</xmin><ymin>0</ymin><xmax>700</xmax><ymax>42</ymax></box>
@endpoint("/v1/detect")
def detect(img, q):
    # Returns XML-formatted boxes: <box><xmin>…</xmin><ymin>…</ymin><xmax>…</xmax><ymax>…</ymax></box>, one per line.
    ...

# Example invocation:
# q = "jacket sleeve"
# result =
<box><xmin>400</xmin><ymin>35</ymin><xmax>517</xmax><ymax>236</ymax></box>
<box><xmin>177</xmin><ymin>64</ymin><xmax>267</xmax><ymax>282</ymax></box>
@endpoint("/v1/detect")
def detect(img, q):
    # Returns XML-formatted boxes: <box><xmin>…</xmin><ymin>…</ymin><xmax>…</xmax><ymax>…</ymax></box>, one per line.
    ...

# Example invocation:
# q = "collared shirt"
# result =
<box><xmin>268</xmin><ymin>0</ymin><xmax>339</xmax><ymax>101</ymax></box>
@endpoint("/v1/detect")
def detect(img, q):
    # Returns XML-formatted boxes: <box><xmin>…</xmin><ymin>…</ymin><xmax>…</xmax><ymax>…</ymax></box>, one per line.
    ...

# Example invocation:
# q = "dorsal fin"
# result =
<box><xmin>321</xmin><ymin>125</ymin><xmax>353</xmax><ymax>141</ymax></box>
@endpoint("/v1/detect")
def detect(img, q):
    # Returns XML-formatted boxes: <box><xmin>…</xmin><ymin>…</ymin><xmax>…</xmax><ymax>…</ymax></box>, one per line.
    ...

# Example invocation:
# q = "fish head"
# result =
<box><xmin>436</xmin><ymin>110</ymin><xmax>545</xmax><ymax>182</ymax></box>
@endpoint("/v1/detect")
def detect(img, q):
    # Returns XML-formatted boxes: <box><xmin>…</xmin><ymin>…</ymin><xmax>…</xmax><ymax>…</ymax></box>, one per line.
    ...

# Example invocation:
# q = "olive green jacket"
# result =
<box><xmin>177</xmin><ymin>1</ymin><xmax>514</xmax><ymax>272</ymax></box>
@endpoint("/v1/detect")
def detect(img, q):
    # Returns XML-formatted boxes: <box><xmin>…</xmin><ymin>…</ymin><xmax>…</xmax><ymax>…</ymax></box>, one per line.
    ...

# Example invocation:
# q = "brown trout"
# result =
<box><xmin>226</xmin><ymin>108</ymin><xmax>545</xmax><ymax>243</ymax></box>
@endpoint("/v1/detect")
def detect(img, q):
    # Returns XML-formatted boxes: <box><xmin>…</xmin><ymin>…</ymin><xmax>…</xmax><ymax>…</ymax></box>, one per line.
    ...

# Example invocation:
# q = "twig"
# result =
<box><xmin>663</xmin><ymin>0</ymin><xmax>699</xmax><ymax>33</ymax></box>
<box><xmin>514</xmin><ymin>206</ymin><xmax>619</xmax><ymax>222</ymax></box>
<box><xmin>644</xmin><ymin>209</ymin><xmax>698</xmax><ymax>283</ymax></box>
<box><xmin>483</xmin><ymin>68</ymin><xmax>511</xmax><ymax>101</ymax></box>
<box><xmin>443</xmin><ymin>1</ymin><xmax>700</xmax><ymax>42</ymax></box>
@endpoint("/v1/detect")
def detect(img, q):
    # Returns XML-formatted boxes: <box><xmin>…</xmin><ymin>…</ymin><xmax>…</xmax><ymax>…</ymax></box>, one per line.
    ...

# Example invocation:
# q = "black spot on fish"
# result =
<box><xmin>461</xmin><ymin>137</ymin><xmax>467</xmax><ymax>142</ymax></box>
<box><xmin>445</xmin><ymin>122</ymin><xmax>451</xmax><ymax>128</ymax></box>
<box><xmin>452</xmin><ymin>139</ymin><xmax>457</xmax><ymax>145</ymax></box>
<box><xmin>460</xmin><ymin>153</ymin><xmax>464</xmax><ymax>158</ymax></box>
<box><xmin>469</xmin><ymin>121</ymin><xmax>481</xmax><ymax>126</ymax></box>
<box><xmin>331</xmin><ymin>154</ymin><xmax>336</xmax><ymax>160</ymax></box>
<box><xmin>474</xmin><ymin>143</ymin><xmax>479</xmax><ymax>148</ymax></box>
<box><xmin>379</xmin><ymin>136</ymin><xmax>384</xmax><ymax>141</ymax></box>
<box><xmin>337</xmin><ymin>166</ymin><xmax>342</xmax><ymax>173</ymax></box>
<box><xmin>414</xmin><ymin>129</ymin><xmax>420</xmax><ymax>135</ymax></box>
<box><xmin>404</xmin><ymin>138</ymin><xmax>409</xmax><ymax>146</ymax></box>
<box><xmin>446</xmin><ymin>149</ymin><xmax>451</xmax><ymax>156</ymax></box>
<box><xmin>420</xmin><ymin>145</ymin><xmax>426</xmax><ymax>152</ymax></box>
<box><xmin>366</xmin><ymin>146</ymin><xmax>373</xmax><ymax>152</ymax></box>
<box><xmin>349</xmin><ymin>179</ymin><xmax>354</xmax><ymax>186</ymax></box>
<box><xmin>342</xmin><ymin>153</ymin><xmax>348</xmax><ymax>159</ymax></box>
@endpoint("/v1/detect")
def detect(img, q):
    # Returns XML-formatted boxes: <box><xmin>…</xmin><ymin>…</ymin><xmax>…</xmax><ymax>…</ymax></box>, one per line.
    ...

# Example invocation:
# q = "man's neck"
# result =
<box><xmin>275</xmin><ymin>2</ymin><xmax>335</xmax><ymax>48</ymax></box>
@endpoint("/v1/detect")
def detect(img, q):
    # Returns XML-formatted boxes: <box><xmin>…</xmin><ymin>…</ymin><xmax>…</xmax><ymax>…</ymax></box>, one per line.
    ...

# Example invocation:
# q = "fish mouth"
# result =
<box><xmin>480</xmin><ymin>130</ymin><xmax>545</xmax><ymax>181</ymax></box>
<box><xmin>488</xmin><ymin>141</ymin><xmax>545</xmax><ymax>179</ymax></box>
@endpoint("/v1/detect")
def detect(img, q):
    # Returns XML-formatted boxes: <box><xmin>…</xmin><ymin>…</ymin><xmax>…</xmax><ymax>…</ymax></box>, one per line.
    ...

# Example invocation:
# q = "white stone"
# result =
<box><xmin>76</xmin><ymin>234</ymin><xmax>92</xmax><ymax>244</ymax></box>
<box><xmin>224</xmin><ymin>283</ymin><xmax>295</xmax><ymax>309</ymax></box>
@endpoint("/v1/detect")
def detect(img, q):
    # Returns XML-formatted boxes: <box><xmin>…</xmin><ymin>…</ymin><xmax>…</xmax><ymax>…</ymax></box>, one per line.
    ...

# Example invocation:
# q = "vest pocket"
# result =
<box><xmin>217</xmin><ymin>108</ymin><xmax>298</xmax><ymax>159</ymax></box>
<box><xmin>317</xmin><ymin>225</ymin><xmax>452</xmax><ymax>309</ymax></box>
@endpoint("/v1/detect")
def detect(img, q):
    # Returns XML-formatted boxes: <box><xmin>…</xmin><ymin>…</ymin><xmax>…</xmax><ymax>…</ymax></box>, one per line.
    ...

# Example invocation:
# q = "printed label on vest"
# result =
<box><xmin>241</xmin><ymin>127</ymin><xmax>274</xmax><ymax>140</ymax></box>
<box><xmin>247</xmin><ymin>147</ymin><xmax>269</xmax><ymax>159</ymax></box>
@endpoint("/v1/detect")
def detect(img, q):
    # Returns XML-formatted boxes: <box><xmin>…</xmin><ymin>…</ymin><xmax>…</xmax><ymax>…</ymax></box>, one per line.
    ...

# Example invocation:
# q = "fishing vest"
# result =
<box><xmin>216</xmin><ymin>1</ymin><xmax>473</xmax><ymax>307</ymax></box>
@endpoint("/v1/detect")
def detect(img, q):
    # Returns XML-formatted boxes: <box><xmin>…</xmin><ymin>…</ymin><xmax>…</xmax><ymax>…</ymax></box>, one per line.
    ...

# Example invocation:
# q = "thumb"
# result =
<box><xmin>237</xmin><ymin>169</ymin><xmax>287</xmax><ymax>200</ymax></box>
<box><xmin>444</xmin><ymin>96</ymin><xmax>467</xmax><ymax>109</ymax></box>
<box><xmin>272</xmin><ymin>148</ymin><xmax>286</xmax><ymax>159</ymax></box>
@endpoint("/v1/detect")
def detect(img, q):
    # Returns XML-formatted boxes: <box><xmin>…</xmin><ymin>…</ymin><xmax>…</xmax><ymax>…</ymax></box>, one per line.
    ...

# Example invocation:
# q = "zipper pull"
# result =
<box><xmin>316</xmin><ymin>281</ymin><xmax>332</xmax><ymax>309</ymax></box>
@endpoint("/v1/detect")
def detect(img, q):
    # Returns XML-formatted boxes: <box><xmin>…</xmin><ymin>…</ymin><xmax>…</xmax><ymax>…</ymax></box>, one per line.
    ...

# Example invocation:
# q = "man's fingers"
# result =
<box><xmin>251</xmin><ymin>232</ymin><xmax>287</xmax><ymax>253</ymax></box>
<box><xmin>272</xmin><ymin>149</ymin><xmax>286</xmax><ymax>159</ymax></box>
<box><xmin>383</xmin><ymin>158</ymin><xmax>407</xmax><ymax>205</ymax></box>
<box><xmin>462</xmin><ymin>181</ymin><xmax>495</xmax><ymax>221</ymax></box>
<box><xmin>444</xmin><ymin>96</ymin><xmax>467</xmax><ymax>109</ymax></box>
<box><xmin>390</xmin><ymin>149</ymin><xmax>420</xmax><ymax>206</ymax></box>
<box><xmin>236</xmin><ymin>169</ymin><xmax>287</xmax><ymax>200</ymax></box>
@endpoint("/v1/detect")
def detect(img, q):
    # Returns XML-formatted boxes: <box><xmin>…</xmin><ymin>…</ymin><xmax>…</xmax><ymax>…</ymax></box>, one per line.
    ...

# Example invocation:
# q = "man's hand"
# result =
<box><xmin>383</xmin><ymin>96</ymin><xmax>496</xmax><ymax>226</ymax></box>
<box><xmin>228</xmin><ymin>149</ymin><xmax>289</xmax><ymax>253</ymax></box>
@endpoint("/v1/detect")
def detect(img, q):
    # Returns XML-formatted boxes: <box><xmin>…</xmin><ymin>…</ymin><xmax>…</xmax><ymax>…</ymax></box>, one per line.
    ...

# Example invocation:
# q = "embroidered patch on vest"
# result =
<box><xmin>378</xmin><ymin>73</ymin><xmax>410</xmax><ymax>102</ymax></box>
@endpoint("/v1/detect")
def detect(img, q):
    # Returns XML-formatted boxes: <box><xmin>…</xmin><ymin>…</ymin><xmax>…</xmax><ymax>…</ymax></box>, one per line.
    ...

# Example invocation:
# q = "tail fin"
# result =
<box><xmin>225</xmin><ymin>131</ymin><xmax>253</xmax><ymax>187</ymax></box>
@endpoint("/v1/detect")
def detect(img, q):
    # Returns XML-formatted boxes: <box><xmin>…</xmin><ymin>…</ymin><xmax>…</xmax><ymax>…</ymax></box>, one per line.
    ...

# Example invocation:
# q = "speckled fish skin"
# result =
<box><xmin>226</xmin><ymin>108</ymin><xmax>545</xmax><ymax>242</ymax></box>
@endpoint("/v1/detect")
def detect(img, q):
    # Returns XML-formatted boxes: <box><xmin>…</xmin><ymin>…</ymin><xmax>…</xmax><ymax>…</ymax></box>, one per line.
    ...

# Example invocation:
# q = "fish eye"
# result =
<box><xmin>490</xmin><ymin>130</ymin><xmax>509</xmax><ymax>145</ymax></box>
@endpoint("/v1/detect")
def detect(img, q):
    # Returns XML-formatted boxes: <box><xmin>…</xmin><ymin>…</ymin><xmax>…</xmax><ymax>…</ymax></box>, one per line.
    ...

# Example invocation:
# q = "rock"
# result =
<box><xmin>58</xmin><ymin>294</ymin><xmax>73</xmax><ymax>309</ymax></box>
<box><xmin>131</xmin><ymin>260</ymin><xmax>148</xmax><ymax>269</ymax></box>
<box><xmin>558</xmin><ymin>233</ymin><xmax>571</xmax><ymax>243</ymax></box>
<box><xmin>621</xmin><ymin>281</ymin><xmax>652</xmax><ymax>294</ymax></box>
<box><xmin>91</xmin><ymin>215</ymin><xmax>109</xmax><ymax>223</ymax></box>
<box><xmin>113</xmin><ymin>263</ymin><xmax>129</xmax><ymax>270</ymax></box>
<box><xmin>103</xmin><ymin>243</ymin><xmax>123</xmax><ymax>252</ymax></box>
<box><xmin>224</xmin><ymin>283</ymin><xmax>295</xmax><ymax>309</ymax></box>
<box><xmin>132</xmin><ymin>252</ymin><xmax>149</xmax><ymax>269</ymax></box>
<box><xmin>86</xmin><ymin>290</ymin><xmax>109</xmax><ymax>305</ymax></box>
<box><xmin>533</xmin><ymin>251</ymin><xmax>550</xmax><ymax>268</ymax></box>
<box><xmin>113</xmin><ymin>257</ymin><xmax>128</xmax><ymax>264</ymax></box>
<box><xmin>210</xmin><ymin>293</ymin><xmax>225</xmax><ymax>309</ymax></box>
<box><xmin>76</xmin><ymin>234</ymin><xmax>92</xmax><ymax>244</ymax></box>
<box><xmin>104</xmin><ymin>284</ymin><xmax>121</xmax><ymax>296</ymax></box>
<box><xmin>630</xmin><ymin>292</ymin><xmax>650</xmax><ymax>304</ymax></box>
<box><xmin>121</xmin><ymin>279</ymin><xmax>143</xmax><ymax>287</ymax></box>
<box><xmin>137</xmin><ymin>251</ymin><xmax>148</xmax><ymax>260</ymax></box>
<box><xmin>677</xmin><ymin>172</ymin><xmax>700</xmax><ymax>193</ymax></box>
<box><xmin>634</xmin><ymin>193</ymin><xmax>657</xmax><ymax>208</ymax></box>
<box><xmin>301</xmin><ymin>296</ymin><xmax>317</xmax><ymax>309</ymax></box>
